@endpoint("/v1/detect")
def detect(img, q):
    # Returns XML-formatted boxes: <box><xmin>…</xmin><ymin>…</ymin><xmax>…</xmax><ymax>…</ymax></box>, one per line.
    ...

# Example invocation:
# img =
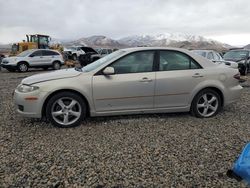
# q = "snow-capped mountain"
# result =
<box><xmin>118</xmin><ymin>33</ymin><xmax>211</xmax><ymax>47</ymax></box>
<box><xmin>64</xmin><ymin>35</ymin><xmax>127</xmax><ymax>48</ymax></box>
<box><xmin>60</xmin><ymin>33</ymin><xmax>233</xmax><ymax>51</ymax></box>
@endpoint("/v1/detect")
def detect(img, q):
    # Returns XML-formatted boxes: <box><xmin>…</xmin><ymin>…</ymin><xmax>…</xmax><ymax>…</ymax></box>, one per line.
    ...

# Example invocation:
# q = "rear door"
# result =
<box><xmin>154</xmin><ymin>50</ymin><xmax>205</xmax><ymax>108</ymax></box>
<box><xmin>41</xmin><ymin>50</ymin><xmax>54</xmax><ymax>66</ymax></box>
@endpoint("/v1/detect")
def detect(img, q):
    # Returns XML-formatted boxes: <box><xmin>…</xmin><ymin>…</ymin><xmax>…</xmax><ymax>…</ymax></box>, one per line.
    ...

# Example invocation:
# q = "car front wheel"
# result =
<box><xmin>191</xmin><ymin>89</ymin><xmax>222</xmax><ymax>118</ymax></box>
<box><xmin>46</xmin><ymin>92</ymin><xmax>86</xmax><ymax>128</ymax></box>
<box><xmin>17</xmin><ymin>62</ymin><xmax>29</xmax><ymax>72</ymax></box>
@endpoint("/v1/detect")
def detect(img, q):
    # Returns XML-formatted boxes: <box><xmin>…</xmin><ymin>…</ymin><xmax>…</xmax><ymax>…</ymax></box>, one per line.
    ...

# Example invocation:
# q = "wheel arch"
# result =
<box><xmin>42</xmin><ymin>89</ymin><xmax>91</xmax><ymax>118</ymax></box>
<box><xmin>191</xmin><ymin>86</ymin><xmax>224</xmax><ymax>107</ymax></box>
<box><xmin>17</xmin><ymin>61</ymin><xmax>29</xmax><ymax>66</ymax></box>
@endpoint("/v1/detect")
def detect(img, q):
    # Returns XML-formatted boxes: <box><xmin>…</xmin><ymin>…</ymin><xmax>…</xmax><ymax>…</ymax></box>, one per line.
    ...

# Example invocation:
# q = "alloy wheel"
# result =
<box><xmin>51</xmin><ymin>97</ymin><xmax>82</xmax><ymax>126</ymax></box>
<box><xmin>19</xmin><ymin>64</ymin><xmax>28</xmax><ymax>72</ymax></box>
<box><xmin>196</xmin><ymin>93</ymin><xmax>219</xmax><ymax>117</ymax></box>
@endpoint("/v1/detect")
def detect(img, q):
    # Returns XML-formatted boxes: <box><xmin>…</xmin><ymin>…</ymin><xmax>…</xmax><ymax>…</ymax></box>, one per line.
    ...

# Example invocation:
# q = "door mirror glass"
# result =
<box><xmin>103</xmin><ymin>67</ymin><xmax>115</xmax><ymax>75</ymax></box>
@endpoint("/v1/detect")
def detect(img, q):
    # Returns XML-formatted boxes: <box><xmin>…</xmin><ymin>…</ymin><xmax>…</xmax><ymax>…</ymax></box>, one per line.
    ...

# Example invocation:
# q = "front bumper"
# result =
<box><xmin>14</xmin><ymin>89</ymin><xmax>47</xmax><ymax>118</ymax></box>
<box><xmin>1</xmin><ymin>64</ymin><xmax>17</xmax><ymax>69</ymax></box>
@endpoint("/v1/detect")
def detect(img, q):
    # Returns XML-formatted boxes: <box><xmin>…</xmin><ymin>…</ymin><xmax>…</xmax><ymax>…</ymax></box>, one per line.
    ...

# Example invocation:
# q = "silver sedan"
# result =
<box><xmin>14</xmin><ymin>47</ymin><xmax>242</xmax><ymax>128</ymax></box>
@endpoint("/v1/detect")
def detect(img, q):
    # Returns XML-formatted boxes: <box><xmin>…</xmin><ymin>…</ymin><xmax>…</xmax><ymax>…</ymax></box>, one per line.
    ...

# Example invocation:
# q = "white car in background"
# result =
<box><xmin>14</xmin><ymin>47</ymin><xmax>242</xmax><ymax>128</ymax></box>
<box><xmin>191</xmin><ymin>50</ymin><xmax>238</xmax><ymax>69</ymax></box>
<box><xmin>1</xmin><ymin>49</ymin><xmax>64</xmax><ymax>72</ymax></box>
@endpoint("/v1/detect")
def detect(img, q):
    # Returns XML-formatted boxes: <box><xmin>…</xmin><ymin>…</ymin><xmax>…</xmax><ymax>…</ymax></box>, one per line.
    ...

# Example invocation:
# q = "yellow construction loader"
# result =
<box><xmin>11</xmin><ymin>34</ymin><xmax>50</xmax><ymax>55</ymax></box>
<box><xmin>10</xmin><ymin>34</ymin><xmax>63</xmax><ymax>55</ymax></box>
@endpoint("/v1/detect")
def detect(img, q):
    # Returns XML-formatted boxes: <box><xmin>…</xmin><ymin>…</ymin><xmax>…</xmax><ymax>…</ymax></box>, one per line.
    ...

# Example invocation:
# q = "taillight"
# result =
<box><xmin>234</xmin><ymin>73</ymin><xmax>246</xmax><ymax>83</ymax></box>
<box><xmin>233</xmin><ymin>73</ymin><xmax>241</xmax><ymax>80</ymax></box>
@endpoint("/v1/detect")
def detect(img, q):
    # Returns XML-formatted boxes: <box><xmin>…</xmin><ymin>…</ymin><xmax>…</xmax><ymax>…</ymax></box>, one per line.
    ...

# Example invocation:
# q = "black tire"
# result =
<box><xmin>191</xmin><ymin>89</ymin><xmax>222</xmax><ymax>118</ymax></box>
<box><xmin>46</xmin><ymin>92</ymin><xmax>86</xmax><ymax>128</ymax></box>
<box><xmin>72</xmin><ymin>54</ymin><xmax>77</xmax><ymax>61</ymax></box>
<box><xmin>52</xmin><ymin>61</ymin><xmax>61</xmax><ymax>70</ymax></box>
<box><xmin>17</xmin><ymin>62</ymin><xmax>28</xmax><ymax>72</ymax></box>
<box><xmin>240</xmin><ymin>66</ymin><xmax>247</xmax><ymax>76</ymax></box>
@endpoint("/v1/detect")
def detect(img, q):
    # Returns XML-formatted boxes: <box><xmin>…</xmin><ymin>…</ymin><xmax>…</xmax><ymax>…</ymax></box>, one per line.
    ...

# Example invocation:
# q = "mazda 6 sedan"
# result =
<box><xmin>14</xmin><ymin>47</ymin><xmax>242</xmax><ymax>128</ymax></box>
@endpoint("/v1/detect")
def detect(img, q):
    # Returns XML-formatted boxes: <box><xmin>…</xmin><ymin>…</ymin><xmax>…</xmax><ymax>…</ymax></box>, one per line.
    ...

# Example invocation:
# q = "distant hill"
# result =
<box><xmin>63</xmin><ymin>33</ymin><xmax>233</xmax><ymax>52</ymax></box>
<box><xmin>64</xmin><ymin>35</ymin><xmax>127</xmax><ymax>48</ymax></box>
<box><xmin>0</xmin><ymin>43</ymin><xmax>11</xmax><ymax>54</ymax></box>
<box><xmin>0</xmin><ymin>33</ymin><xmax>234</xmax><ymax>53</ymax></box>
<box><xmin>244</xmin><ymin>44</ymin><xmax>250</xmax><ymax>49</ymax></box>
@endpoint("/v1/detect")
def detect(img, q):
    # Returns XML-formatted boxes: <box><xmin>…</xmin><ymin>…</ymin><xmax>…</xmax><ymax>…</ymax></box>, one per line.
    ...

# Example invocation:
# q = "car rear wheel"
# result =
<box><xmin>17</xmin><ymin>62</ymin><xmax>28</xmax><ymax>72</ymax></box>
<box><xmin>46</xmin><ymin>92</ymin><xmax>86</xmax><ymax>128</ymax></box>
<box><xmin>52</xmin><ymin>61</ymin><xmax>61</xmax><ymax>70</ymax></box>
<box><xmin>191</xmin><ymin>89</ymin><xmax>221</xmax><ymax>118</ymax></box>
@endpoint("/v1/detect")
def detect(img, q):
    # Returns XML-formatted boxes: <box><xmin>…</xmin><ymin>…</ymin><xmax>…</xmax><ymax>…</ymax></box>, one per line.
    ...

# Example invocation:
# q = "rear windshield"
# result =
<box><xmin>224</xmin><ymin>50</ymin><xmax>248</xmax><ymax>60</ymax></box>
<box><xmin>192</xmin><ymin>51</ymin><xmax>206</xmax><ymax>58</ymax></box>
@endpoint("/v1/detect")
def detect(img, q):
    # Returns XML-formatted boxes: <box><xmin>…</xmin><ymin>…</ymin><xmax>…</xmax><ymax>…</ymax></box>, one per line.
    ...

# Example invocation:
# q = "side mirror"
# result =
<box><xmin>29</xmin><ymin>54</ymin><xmax>34</xmax><ymax>57</ymax></box>
<box><xmin>103</xmin><ymin>67</ymin><xmax>115</xmax><ymax>75</ymax></box>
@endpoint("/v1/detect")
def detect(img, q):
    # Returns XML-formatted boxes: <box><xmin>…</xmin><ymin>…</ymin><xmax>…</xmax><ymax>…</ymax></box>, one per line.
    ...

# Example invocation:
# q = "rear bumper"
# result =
<box><xmin>224</xmin><ymin>85</ymin><xmax>243</xmax><ymax>106</ymax></box>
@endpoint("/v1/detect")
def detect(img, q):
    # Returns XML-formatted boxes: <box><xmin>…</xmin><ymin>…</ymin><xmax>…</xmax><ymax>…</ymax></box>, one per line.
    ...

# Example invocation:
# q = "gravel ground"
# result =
<box><xmin>0</xmin><ymin>68</ymin><xmax>250</xmax><ymax>187</ymax></box>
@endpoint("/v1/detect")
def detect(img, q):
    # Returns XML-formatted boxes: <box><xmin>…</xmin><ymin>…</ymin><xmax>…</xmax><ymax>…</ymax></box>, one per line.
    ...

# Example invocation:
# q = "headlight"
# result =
<box><xmin>17</xmin><ymin>85</ymin><xmax>39</xmax><ymax>93</ymax></box>
<box><xmin>238</xmin><ymin>60</ymin><xmax>246</xmax><ymax>64</ymax></box>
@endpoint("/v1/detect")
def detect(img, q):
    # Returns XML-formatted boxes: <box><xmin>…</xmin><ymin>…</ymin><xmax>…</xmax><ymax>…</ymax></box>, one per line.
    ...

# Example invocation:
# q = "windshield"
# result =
<box><xmin>192</xmin><ymin>50</ymin><xmax>206</xmax><ymax>58</ymax></box>
<box><xmin>224</xmin><ymin>50</ymin><xmax>248</xmax><ymax>60</ymax></box>
<box><xmin>82</xmin><ymin>50</ymin><xmax>126</xmax><ymax>72</ymax></box>
<box><xmin>17</xmin><ymin>50</ymin><xmax>33</xmax><ymax>57</ymax></box>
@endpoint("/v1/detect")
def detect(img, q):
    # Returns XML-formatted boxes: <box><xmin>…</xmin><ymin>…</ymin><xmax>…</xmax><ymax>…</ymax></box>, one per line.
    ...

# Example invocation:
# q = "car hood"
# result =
<box><xmin>3</xmin><ymin>56</ymin><xmax>20</xmax><ymax>61</ymax></box>
<box><xmin>21</xmin><ymin>68</ymin><xmax>82</xmax><ymax>85</ymax></box>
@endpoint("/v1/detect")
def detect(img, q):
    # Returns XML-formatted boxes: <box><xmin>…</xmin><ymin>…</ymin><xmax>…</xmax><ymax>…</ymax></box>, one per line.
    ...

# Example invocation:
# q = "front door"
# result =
<box><xmin>29</xmin><ymin>50</ymin><xmax>48</xmax><ymax>66</ymax></box>
<box><xmin>93</xmin><ymin>50</ymin><xmax>156</xmax><ymax>112</ymax></box>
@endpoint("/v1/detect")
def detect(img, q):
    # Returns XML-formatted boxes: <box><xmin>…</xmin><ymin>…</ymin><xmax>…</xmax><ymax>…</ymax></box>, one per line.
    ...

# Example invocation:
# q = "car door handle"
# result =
<box><xmin>139</xmin><ymin>77</ymin><xmax>153</xmax><ymax>82</ymax></box>
<box><xmin>192</xmin><ymin>73</ymin><xmax>204</xmax><ymax>78</ymax></box>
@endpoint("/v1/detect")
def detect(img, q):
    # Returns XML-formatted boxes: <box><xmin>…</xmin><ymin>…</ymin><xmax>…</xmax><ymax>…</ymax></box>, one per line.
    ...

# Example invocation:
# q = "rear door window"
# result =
<box><xmin>159</xmin><ymin>51</ymin><xmax>201</xmax><ymax>71</ymax></box>
<box><xmin>42</xmin><ymin>50</ymin><xmax>59</xmax><ymax>56</ymax></box>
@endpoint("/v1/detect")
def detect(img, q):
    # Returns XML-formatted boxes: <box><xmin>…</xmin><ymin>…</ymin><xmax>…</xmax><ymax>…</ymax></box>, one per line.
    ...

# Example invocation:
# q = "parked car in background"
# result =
<box><xmin>192</xmin><ymin>50</ymin><xmax>238</xmax><ymax>69</ymax></box>
<box><xmin>0</xmin><ymin>54</ymin><xmax>5</xmax><ymax>71</ymax></box>
<box><xmin>14</xmin><ymin>47</ymin><xmax>242</xmax><ymax>128</ymax></box>
<box><xmin>95</xmin><ymin>48</ymin><xmax>113</xmax><ymax>56</ymax></box>
<box><xmin>77</xmin><ymin>47</ymin><xmax>102</xmax><ymax>67</ymax></box>
<box><xmin>0</xmin><ymin>54</ymin><xmax>5</xmax><ymax>63</ymax></box>
<box><xmin>223</xmin><ymin>49</ymin><xmax>250</xmax><ymax>75</ymax></box>
<box><xmin>1</xmin><ymin>49</ymin><xmax>64</xmax><ymax>72</ymax></box>
<box><xmin>64</xmin><ymin>46</ymin><xmax>101</xmax><ymax>61</ymax></box>
<box><xmin>192</xmin><ymin>50</ymin><xmax>223</xmax><ymax>61</ymax></box>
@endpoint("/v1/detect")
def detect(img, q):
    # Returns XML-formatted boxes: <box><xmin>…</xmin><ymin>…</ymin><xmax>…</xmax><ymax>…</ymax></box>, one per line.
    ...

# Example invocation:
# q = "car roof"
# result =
<box><xmin>229</xmin><ymin>49</ymin><xmax>250</xmax><ymax>52</ymax></box>
<box><xmin>119</xmin><ymin>47</ymin><xmax>216</xmax><ymax>68</ymax></box>
<box><xmin>191</xmin><ymin>49</ymin><xmax>216</xmax><ymax>53</ymax></box>
<box><xmin>32</xmin><ymin>49</ymin><xmax>60</xmax><ymax>53</ymax></box>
